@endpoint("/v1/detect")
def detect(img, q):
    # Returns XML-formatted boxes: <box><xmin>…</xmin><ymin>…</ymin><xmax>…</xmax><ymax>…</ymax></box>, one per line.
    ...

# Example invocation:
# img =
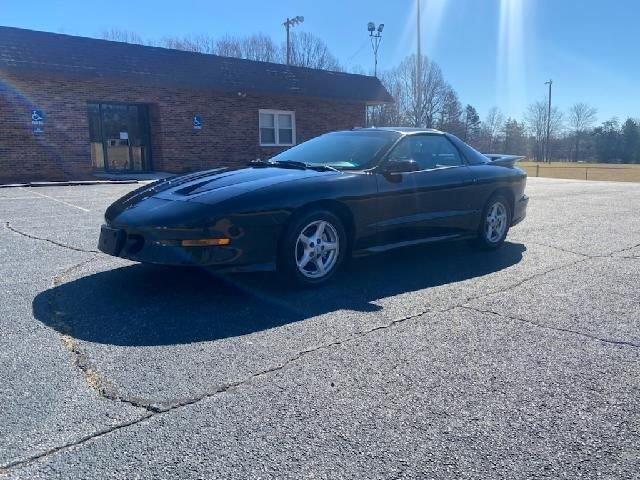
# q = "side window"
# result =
<box><xmin>388</xmin><ymin>135</ymin><xmax>463</xmax><ymax>170</ymax></box>
<box><xmin>433</xmin><ymin>137</ymin><xmax>463</xmax><ymax>167</ymax></box>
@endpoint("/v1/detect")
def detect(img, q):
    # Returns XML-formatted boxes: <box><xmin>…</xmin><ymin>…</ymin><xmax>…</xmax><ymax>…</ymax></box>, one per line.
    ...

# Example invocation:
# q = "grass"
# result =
<box><xmin>518</xmin><ymin>161</ymin><xmax>640</xmax><ymax>182</ymax></box>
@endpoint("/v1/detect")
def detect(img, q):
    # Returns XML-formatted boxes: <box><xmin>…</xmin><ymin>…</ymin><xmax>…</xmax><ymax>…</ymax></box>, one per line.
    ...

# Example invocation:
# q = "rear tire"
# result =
<box><xmin>278</xmin><ymin>210</ymin><xmax>347</xmax><ymax>287</ymax></box>
<box><xmin>472</xmin><ymin>194</ymin><xmax>511</xmax><ymax>250</ymax></box>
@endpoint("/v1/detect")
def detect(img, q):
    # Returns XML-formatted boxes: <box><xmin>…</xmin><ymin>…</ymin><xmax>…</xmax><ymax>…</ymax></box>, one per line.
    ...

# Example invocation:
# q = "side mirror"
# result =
<box><xmin>384</xmin><ymin>158</ymin><xmax>420</xmax><ymax>174</ymax></box>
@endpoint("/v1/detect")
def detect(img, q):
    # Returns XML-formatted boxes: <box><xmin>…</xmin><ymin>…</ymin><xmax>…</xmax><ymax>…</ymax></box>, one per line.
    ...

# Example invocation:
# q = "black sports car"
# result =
<box><xmin>99</xmin><ymin>127</ymin><xmax>528</xmax><ymax>286</ymax></box>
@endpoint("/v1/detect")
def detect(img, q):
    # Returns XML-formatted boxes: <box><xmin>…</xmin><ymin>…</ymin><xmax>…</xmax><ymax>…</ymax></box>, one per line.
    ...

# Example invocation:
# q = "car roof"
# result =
<box><xmin>351</xmin><ymin>127</ymin><xmax>444</xmax><ymax>135</ymax></box>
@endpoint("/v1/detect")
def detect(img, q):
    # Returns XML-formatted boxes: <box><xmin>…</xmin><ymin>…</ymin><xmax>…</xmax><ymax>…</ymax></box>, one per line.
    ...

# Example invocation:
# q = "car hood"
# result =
<box><xmin>105</xmin><ymin>166</ymin><xmax>338</xmax><ymax>223</ymax></box>
<box><xmin>155</xmin><ymin>166</ymin><xmax>329</xmax><ymax>202</ymax></box>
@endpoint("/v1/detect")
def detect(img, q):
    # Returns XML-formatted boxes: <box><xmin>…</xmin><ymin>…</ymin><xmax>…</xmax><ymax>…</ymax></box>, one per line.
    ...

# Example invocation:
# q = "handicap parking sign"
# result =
<box><xmin>31</xmin><ymin>110</ymin><xmax>44</xmax><ymax>122</ymax></box>
<box><xmin>31</xmin><ymin>109</ymin><xmax>44</xmax><ymax>134</ymax></box>
<box><xmin>193</xmin><ymin>115</ymin><xmax>202</xmax><ymax>130</ymax></box>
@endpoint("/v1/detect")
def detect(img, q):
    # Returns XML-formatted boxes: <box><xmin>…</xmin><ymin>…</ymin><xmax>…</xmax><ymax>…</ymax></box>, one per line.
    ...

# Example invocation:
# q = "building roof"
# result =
<box><xmin>0</xmin><ymin>26</ymin><xmax>393</xmax><ymax>104</ymax></box>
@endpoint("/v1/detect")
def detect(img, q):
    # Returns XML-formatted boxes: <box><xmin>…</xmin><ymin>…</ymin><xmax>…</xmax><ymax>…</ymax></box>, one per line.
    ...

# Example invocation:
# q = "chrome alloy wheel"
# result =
<box><xmin>295</xmin><ymin>220</ymin><xmax>340</xmax><ymax>279</ymax></box>
<box><xmin>485</xmin><ymin>201</ymin><xmax>508</xmax><ymax>243</ymax></box>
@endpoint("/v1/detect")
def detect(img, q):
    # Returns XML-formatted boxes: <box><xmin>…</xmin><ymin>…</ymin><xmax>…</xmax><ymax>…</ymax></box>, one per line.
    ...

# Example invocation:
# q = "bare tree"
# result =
<box><xmin>159</xmin><ymin>34</ymin><xmax>215</xmax><ymax>53</ymax></box>
<box><xmin>101</xmin><ymin>28</ymin><xmax>144</xmax><ymax>44</ymax></box>
<box><xmin>370</xmin><ymin>69</ymin><xmax>405</xmax><ymax>126</ymax></box>
<box><xmin>287</xmin><ymin>32</ymin><xmax>341</xmax><ymax>71</ymax></box>
<box><xmin>525</xmin><ymin>101</ymin><xmax>563</xmax><ymax>161</ymax></box>
<box><xmin>480</xmin><ymin>107</ymin><xmax>505</xmax><ymax>152</ymax></box>
<box><xmin>208</xmin><ymin>35</ymin><xmax>243</xmax><ymax>56</ymax></box>
<box><xmin>210</xmin><ymin>33</ymin><xmax>280</xmax><ymax>62</ymax></box>
<box><xmin>240</xmin><ymin>33</ymin><xmax>281</xmax><ymax>63</ymax></box>
<box><xmin>100</xmin><ymin>28</ymin><xmax>345</xmax><ymax>70</ymax></box>
<box><xmin>421</xmin><ymin>58</ymin><xmax>447</xmax><ymax>128</ymax></box>
<box><xmin>567</xmin><ymin>102</ymin><xmax>597</xmax><ymax>161</ymax></box>
<box><xmin>390</xmin><ymin>54</ymin><xmax>447</xmax><ymax>128</ymax></box>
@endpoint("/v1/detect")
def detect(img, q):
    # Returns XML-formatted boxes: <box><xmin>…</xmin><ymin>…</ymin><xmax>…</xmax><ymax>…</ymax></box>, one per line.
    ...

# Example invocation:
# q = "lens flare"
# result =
<box><xmin>395</xmin><ymin>0</ymin><xmax>450</xmax><ymax>61</ymax></box>
<box><xmin>0</xmin><ymin>72</ymin><xmax>74</xmax><ymax>177</ymax></box>
<box><xmin>497</xmin><ymin>0</ymin><xmax>528</xmax><ymax>117</ymax></box>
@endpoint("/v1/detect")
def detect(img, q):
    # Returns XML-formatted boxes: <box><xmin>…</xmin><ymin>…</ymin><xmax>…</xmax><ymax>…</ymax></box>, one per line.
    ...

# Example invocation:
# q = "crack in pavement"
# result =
<box><xmin>4</xmin><ymin>222</ymin><xmax>100</xmax><ymax>254</ymax></box>
<box><xmin>4</xmin><ymin>234</ymin><xmax>640</xmax><ymax>473</ymax></box>
<box><xmin>0</xmin><ymin>253</ymin><xmax>594</xmax><ymax>474</ymax></box>
<box><xmin>0</xmin><ymin>414</ymin><xmax>153</xmax><ymax>475</ymax></box>
<box><xmin>49</xmin><ymin>258</ymin><xmax>159</xmax><ymax>414</ymax></box>
<box><xmin>49</xmin><ymin>247</ymin><xmax>594</xmax><ymax>413</ymax></box>
<box><xmin>459</xmin><ymin>305</ymin><xmax>640</xmax><ymax>349</ymax></box>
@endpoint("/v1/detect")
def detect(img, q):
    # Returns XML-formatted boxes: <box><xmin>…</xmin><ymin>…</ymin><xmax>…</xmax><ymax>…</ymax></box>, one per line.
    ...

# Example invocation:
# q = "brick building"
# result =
<box><xmin>0</xmin><ymin>27</ymin><xmax>392</xmax><ymax>183</ymax></box>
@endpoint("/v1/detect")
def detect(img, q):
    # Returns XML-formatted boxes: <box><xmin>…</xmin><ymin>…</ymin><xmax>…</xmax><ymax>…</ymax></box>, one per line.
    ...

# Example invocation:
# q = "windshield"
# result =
<box><xmin>269</xmin><ymin>131</ymin><xmax>400</xmax><ymax>170</ymax></box>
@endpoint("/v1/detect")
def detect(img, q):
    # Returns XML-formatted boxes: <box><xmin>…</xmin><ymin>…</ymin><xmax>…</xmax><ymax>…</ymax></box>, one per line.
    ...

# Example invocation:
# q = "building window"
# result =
<box><xmin>259</xmin><ymin>110</ymin><xmax>296</xmax><ymax>146</ymax></box>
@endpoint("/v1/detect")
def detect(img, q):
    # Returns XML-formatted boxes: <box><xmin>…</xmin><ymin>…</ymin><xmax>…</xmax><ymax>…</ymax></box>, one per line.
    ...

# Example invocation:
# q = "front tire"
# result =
<box><xmin>279</xmin><ymin>210</ymin><xmax>347</xmax><ymax>287</ymax></box>
<box><xmin>473</xmin><ymin>194</ymin><xmax>511</xmax><ymax>250</ymax></box>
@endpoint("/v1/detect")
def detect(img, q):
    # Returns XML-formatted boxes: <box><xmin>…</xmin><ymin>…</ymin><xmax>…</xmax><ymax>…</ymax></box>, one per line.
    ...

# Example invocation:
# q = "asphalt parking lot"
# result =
<box><xmin>1</xmin><ymin>177</ymin><xmax>639</xmax><ymax>479</ymax></box>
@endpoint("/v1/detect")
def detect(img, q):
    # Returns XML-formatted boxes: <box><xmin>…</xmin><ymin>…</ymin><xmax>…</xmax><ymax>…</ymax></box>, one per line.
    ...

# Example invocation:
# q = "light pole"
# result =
<box><xmin>367</xmin><ymin>22</ymin><xmax>384</xmax><ymax>77</ymax></box>
<box><xmin>545</xmin><ymin>79</ymin><xmax>553</xmax><ymax>163</ymax></box>
<box><xmin>283</xmin><ymin>16</ymin><xmax>304</xmax><ymax>66</ymax></box>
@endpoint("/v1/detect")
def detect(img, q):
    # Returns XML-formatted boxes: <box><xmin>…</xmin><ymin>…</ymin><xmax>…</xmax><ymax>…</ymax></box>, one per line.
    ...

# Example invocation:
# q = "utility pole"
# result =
<box><xmin>545</xmin><ymin>79</ymin><xmax>553</xmax><ymax>163</ymax></box>
<box><xmin>416</xmin><ymin>0</ymin><xmax>422</xmax><ymax>127</ymax></box>
<box><xmin>367</xmin><ymin>22</ymin><xmax>384</xmax><ymax>77</ymax></box>
<box><xmin>283</xmin><ymin>16</ymin><xmax>304</xmax><ymax>66</ymax></box>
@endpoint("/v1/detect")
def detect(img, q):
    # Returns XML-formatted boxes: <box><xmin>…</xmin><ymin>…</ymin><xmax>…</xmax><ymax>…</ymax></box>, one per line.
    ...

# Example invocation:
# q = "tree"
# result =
<box><xmin>287</xmin><ymin>32</ymin><xmax>341</xmax><ymax>70</ymax></box>
<box><xmin>621</xmin><ymin>118</ymin><xmax>640</xmax><ymax>163</ymax></box>
<box><xmin>421</xmin><ymin>58</ymin><xmax>447</xmax><ymax>128</ymax></box>
<box><xmin>462</xmin><ymin>105</ymin><xmax>481</xmax><ymax>144</ymax></box>
<box><xmin>368</xmin><ymin>54</ymin><xmax>458</xmax><ymax>131</ymax></box>
<box><xmin>593</xmin><ymin>118</ymin><xmax>622</xmax><ymax>162</ymax></box>
<box><xmin>567</xmin><ymin>102</ymin><xmax>597</xmax><ymax>161</ymax></box>
<box><xmin>101</xmin><ymin>28</ymin><xmax>144</xmax><ymax>44</ymax></box>
<box><xmin>388</xmin><ymin>54</ymin><xmax>447</xmax><ymax>128</ymax></box>
<box><xmin>502</xmin><ymin>118</ymin><xmax>527</xmax><ymax>155</ymax></box>
<box><xmin>100</xmin><ymin>28</ymin><xmax>344</xmax><ymax>70</ymax></box>
<box><xmin>370</xmin><ymin>69</ymin><xmax>405</xmax><ymax>126</ymax></box>
<box><xmin>479</xmin><ymin>107</ymin><xmax>505</xmax><ymax>153</ymax></box>
<box><xmin>239</xmin><ymin>33</ymin><xmax>281</xmax><ymax>62</ymax></box>
<box><xmin>437</xmin><ymin>86</ymin><xmax>464</xmax><ymax>136</ymax></box>
<box><xmin>207</xmin><ymin>35</ymin><xmax>242</xmax><ymax>56</ymax></box>
<box><xmin>158</xmin><ymin>33</ymin><xmax>281</xmax><ymax>62</ymax></box>
<box><xmin>160</xmin><ymin>34</ymin><xmax>215</xmax><ymax>53</ymax></box>
<box><xmin>525</xmin><ymin>101</ymin><xmax>563</xmax><ymax>161</ymax></box>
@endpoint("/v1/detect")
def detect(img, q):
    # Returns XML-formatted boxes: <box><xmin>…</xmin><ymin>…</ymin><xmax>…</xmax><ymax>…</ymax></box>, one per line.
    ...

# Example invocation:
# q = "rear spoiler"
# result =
<box><xmin>483</xmin><ymin>154</ymin><xmax>526</xmax><ymax>167</ymax></box>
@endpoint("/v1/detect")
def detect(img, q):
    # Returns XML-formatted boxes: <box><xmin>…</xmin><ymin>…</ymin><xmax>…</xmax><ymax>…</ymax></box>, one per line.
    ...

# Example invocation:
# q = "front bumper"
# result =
<box><xmin>511</xmin><ymin>194</ymin><xmax>529</xmax><ymax>226</ymax></box>
<box><xmin>97</xmin><ymin>223</ymin><xmax>278</xmax><ymax>272</ymax></box>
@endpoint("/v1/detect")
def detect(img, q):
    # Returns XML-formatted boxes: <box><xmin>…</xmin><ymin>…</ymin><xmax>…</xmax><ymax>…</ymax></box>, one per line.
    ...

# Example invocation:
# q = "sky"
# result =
<box><xmin>2</xmin><ymin>0</ymin><xmax>638</xmax><ymax>123</ymax></box>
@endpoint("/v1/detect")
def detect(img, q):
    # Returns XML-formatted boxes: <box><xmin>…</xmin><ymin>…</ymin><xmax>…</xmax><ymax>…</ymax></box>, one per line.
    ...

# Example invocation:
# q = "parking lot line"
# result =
<box><xmin>19</xmin><ymin>187</ymin><xmax>91</xmax><ymax>212</ymax></box>
<box><xmin>0</xmin><ymin>196</ymin><xmax>41</xmax><ymax>200</ymax></box>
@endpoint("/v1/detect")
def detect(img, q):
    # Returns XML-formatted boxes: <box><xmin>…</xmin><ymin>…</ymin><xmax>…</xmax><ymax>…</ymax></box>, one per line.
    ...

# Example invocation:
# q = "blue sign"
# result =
<box><xmin>31</xmin><ymin>109</ymin><xmax>44</xmax><ymax>134</ymax></box>
<box><xmin>192</xmin><ymin>115</ymin><xmax>202</xmax><ymax>130</ymax></box>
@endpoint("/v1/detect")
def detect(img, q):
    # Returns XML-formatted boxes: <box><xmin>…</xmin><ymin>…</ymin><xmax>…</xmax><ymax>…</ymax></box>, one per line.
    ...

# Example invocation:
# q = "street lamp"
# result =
<box><xmin>283</xmin><ymin>15</ymin><xmax>304</xmax><ymax>65</ymax></box>
<box><xmin>368</xmin><ymin>22</ymin><xmax>384</xmax><ymax>77</ymax></box>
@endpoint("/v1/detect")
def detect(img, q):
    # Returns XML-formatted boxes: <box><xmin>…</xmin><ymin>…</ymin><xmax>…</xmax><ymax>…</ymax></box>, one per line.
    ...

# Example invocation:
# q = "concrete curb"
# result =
<box><xmin>0</xmin><ymin>180</ymin><xmax>141</xmax><ymax>189</ymax></box>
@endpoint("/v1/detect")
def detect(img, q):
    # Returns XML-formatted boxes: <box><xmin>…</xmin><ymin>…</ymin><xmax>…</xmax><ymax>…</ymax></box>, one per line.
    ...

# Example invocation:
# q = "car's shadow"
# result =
<box><xmin>32</xmin><ymin>241</ymin><xmax>526</xmax><ymax>347</ymax></box>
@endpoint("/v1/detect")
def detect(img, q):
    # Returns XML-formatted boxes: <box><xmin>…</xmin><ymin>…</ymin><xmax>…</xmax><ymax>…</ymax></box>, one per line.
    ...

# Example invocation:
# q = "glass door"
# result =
<box><xmin>88</xmin><ymin>103</ymin><xmax>152</xmax><ymax>172</ymax></box>
<box><xmin>102</xmin><ymin>104</ymin><xmax>131</xmax><ymax>171</ymax></box>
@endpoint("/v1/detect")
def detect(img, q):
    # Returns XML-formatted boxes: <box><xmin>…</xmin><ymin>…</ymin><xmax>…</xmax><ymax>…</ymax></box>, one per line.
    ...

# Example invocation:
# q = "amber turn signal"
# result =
<box><xmin>181</xmin><ymin>238</ymin><xmax>230</xmax><ymax>247</ymax></box>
